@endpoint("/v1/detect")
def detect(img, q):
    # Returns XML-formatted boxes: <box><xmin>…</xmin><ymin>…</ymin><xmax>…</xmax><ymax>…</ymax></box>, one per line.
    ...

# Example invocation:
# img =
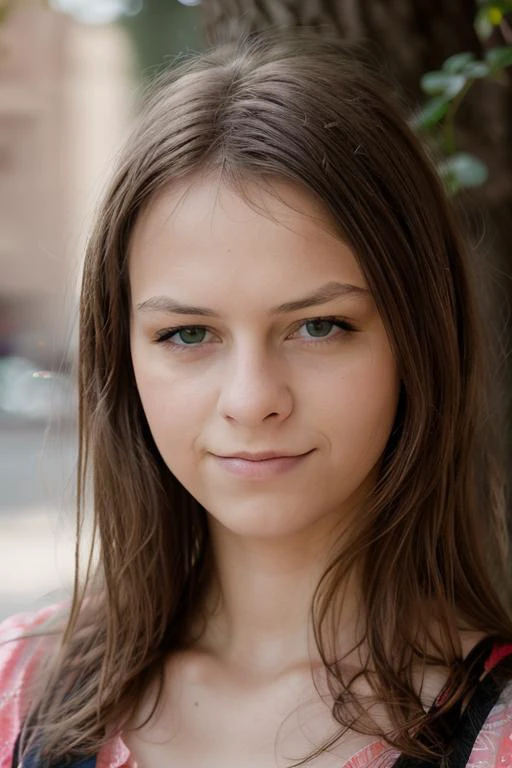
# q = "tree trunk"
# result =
<box><xmin>201</xmin><ymin>0</ymin><xmax>512</xmax><ymax>465</ymax></box>
<box><xmin>203</xmin><ymin>0</ymin><xmax>481</xmax><ymax>102</ymax></box>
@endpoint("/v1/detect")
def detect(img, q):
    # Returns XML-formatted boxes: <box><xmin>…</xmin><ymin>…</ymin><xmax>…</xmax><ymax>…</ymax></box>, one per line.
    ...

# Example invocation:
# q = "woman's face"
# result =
<box><xmin>129</xmin><ymin>176</ymin><xmax>399</xmax><ymax>541</ymax></box>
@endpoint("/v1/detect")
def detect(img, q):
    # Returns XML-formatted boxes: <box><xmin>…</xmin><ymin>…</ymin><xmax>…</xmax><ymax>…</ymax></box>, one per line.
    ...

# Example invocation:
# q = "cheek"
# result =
<box><xmin>136</xmin><ymin>375</ymin><xmax>204</xmax><ymax>441</ymax></box>
<box><xmin>323</xmin><ymin>344</ymin><xmax>399</xmax><ymax>468</ymax></box>
<box><xmin>135</xmin><ymin>374</ymin><xmax>208</xmax><ymax>494</ymax></box>
<box><xmin>130</xmin><ymin>341</ymin><xmax>203</xmax><ymax>458</ymax></box>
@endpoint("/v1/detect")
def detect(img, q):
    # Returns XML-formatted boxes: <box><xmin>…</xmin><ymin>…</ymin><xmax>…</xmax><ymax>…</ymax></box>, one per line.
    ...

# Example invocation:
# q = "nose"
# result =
<box><xmin>216</xmin><ymin>344</ymin><xmax>293</xmax><ymax>426</ymax></box>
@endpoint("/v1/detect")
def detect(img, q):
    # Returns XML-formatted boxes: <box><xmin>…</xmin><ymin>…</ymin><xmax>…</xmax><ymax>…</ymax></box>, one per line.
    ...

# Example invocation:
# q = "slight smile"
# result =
<box><xmin>212</xmin><ymin>450</ymin><xmax>315</xmax><ymax>480</ymax></box>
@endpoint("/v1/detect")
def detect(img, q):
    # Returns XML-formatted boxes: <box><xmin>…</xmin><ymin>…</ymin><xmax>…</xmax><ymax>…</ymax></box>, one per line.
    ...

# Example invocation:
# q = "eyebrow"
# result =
<box><xmin>136</xmin><ymin>281</ymin><xmax>369</xmax><ymax>317</ymax></box>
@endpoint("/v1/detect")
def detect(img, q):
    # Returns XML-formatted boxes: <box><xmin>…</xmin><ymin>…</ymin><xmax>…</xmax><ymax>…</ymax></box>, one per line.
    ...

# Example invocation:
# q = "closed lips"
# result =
<box><xmin>216</xmin><ymin>451</ymin><xmax>313</xmax><ymax>460</ymax></box>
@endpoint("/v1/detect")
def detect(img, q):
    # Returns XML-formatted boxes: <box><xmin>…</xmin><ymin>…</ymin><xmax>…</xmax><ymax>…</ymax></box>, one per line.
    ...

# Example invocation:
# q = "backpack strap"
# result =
<box><xmin>445</xmin><ymin>654</ymin><xmax>512</xmax><ymax>768</ymax></box>
<box><xmin>392</xmin><ymin>639</ymin><xmax>512</xmax><ymax>768</ymax></box>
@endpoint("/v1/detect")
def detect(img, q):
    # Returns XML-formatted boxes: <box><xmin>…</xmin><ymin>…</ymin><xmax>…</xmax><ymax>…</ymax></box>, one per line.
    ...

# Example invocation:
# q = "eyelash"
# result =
<box><xmin>153</xmin><ymin>316</ymin><xmax>357</xmax><ymax>351</ymax></box>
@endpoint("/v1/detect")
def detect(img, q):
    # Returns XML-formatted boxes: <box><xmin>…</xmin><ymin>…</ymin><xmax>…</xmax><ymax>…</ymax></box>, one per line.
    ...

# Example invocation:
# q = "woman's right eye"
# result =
<box><xmin>155</xmin><ymin>326</ymin><xmax>211</xmax><ymax>347</ymax></box>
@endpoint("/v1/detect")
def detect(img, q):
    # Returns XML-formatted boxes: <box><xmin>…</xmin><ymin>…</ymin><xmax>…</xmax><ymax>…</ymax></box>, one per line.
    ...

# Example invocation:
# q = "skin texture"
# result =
<box><xmin>126</xmin><ymin>176</ymin><xmax>401</xmax><ymax>766</ymax></box>
<box><xmin>130</xmin><ymin>176</ymin><xmax>399</xmax><ymax>548</ymax></box>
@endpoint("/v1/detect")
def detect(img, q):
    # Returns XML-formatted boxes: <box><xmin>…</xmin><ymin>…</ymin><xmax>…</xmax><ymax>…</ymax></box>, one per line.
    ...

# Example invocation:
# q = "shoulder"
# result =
<box><xmin>0</xmin><ymin>604</ymin><xmax>67</xmax><ymax>768</ymax></box>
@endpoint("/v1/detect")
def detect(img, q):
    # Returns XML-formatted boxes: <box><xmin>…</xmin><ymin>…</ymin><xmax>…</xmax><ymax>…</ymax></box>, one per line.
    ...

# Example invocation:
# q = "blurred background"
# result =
<box><xmin>0</xmin><ymin>0</ymin><xmax>202</xmax><ymax>619</ymax></box>
<box><xmin>0</xmin><ymin>0</ymin><xmax>511</xmax><ymax>620</ymax></box>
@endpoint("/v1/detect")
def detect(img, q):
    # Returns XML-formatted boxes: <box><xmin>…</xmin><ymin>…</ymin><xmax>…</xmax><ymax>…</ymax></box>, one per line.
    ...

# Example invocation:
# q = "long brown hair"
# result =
<box><xmin>23</xmin><ymin>31</ymin><xmax>512</xmax><ymax>765</ymax></box>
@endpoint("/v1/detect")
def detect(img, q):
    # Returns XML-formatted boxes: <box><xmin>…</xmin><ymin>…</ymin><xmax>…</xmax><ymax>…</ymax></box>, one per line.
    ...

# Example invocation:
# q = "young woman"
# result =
<box><xmin>1</xmin><ymin>31</ymin><xmax>511</xmax><ymax>768</ymax></box>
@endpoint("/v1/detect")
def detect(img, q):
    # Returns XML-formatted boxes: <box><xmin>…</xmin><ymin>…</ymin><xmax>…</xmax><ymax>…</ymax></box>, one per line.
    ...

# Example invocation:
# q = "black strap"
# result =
<box><xmin>393</xmin><ymin>641</ymin><xmax>512</xmax><ymax>768</ymax></box>
<box><xmin>446</xmin><ymin>642</ymin><xmax>512</xmax><ymax>767</ymax></box>
<box><xmin>421</xmin><ymin>635</ymin><xmax>497</xmax><ymax>748</ymax></box>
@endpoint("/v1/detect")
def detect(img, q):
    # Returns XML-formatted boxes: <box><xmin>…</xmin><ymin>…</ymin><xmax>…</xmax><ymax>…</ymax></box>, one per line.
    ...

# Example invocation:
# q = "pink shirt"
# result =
<box><xmin>1</xmin><ymin>606</ymin><xmax>512</xmax><ymax>768</ymax></box>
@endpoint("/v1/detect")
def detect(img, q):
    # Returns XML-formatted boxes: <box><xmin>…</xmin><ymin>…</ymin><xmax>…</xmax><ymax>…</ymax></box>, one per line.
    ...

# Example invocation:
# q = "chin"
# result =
<box><xmin>204</xmin><ymin>497</ymin><xmax>334</xmax><ymax>541</ymax></box>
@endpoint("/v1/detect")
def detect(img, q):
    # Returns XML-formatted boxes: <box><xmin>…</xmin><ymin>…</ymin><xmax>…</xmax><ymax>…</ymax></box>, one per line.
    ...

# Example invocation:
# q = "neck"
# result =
<box><xmin>195</xmin><ymin>517</ymin><xmax>359</xmax><ymax>678</ymax></box>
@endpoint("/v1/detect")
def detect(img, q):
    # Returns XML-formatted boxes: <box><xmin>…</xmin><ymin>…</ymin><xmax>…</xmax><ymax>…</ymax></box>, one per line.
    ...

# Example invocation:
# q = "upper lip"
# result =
<box><xmin>215</xmin><ymin>450</ymin><xmax>311</xmax><ymax>461</ymax></box>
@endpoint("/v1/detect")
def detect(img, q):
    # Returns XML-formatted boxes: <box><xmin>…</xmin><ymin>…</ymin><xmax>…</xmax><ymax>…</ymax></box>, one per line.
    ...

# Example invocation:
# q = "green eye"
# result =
<box><xmin>304</xmin><ymin>320</ymin><xmax>336</xmax><ymax>337</ymax></box>
<box><xmin>175</xmin><ymin>327</ymin><xmax>207</xmax><ymax>345</ymax></box>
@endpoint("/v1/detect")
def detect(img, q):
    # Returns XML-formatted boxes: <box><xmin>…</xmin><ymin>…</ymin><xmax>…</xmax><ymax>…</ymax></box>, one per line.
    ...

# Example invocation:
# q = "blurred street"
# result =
<box><xmin>0</xmin><ymin>1</ymin><xmax>136</xmax><ymax>626</ymax></box>
<box><xmin>0</xmin><ymin>415</ymin><xmax>77</xmax><ymax>621</ymax></box>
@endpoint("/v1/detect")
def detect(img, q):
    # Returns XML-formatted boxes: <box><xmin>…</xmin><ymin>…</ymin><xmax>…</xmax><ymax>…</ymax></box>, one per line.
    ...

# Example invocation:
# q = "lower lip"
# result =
<box><xmin>214</xmin><ymin>452</ymin><xmax>313</xmax><ymax>479</ymax></box>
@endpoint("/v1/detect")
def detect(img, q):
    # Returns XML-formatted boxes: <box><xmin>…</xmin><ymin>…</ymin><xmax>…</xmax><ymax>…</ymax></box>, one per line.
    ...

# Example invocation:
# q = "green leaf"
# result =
<box><xmin>475</xmin><ymin>3</ymin><xmax>512</xmax><ymax>39</ymax></box>
<box><xmin>420</xmin><ymin>71</ymin><xmax>467</xmax><ymax>97</ymax></box>
<box><xmin>478</xmin><ymin>1</ymin><xmax>512</xmax><ymax>16</ymax></box>
<box><xmin>475</xmin><ymin>9</ymin><xmax>494</xmax><ymax>40</ymax></box>
<box><xmin>485</xmin><ymin>46</ymin><xmax>512</xmax><ymax>70</ymax></box>
<box><xmin>463</xmin><ymin>61</ymin><xmax>491</xmax><ymax>78</ymax></box>
<box><xmin>491</xmin><ymin>0</ymin><xmax>512</xmax><ymax>11</ymax></box>
<box><xmin>420</xmin><ymin>71</ymin><xmax>447</xmax><ymax>95</ymax></box>
<box><xmin>442</xmin><ymin>52</ymin><xmax>475</xmax><ymax>74</ymax></box>
<box><xmin>439</xmin><ymin>153</ymin><xmax>489</xmax><ymax>191</ymax></box>
<box><xmin>488</xmin><ymin>6</ymin><xmax>504</xmax><ymax>24</ymax></box>
<box><xmin>410</xmin><ymin>96</ymin><xmax>450</xmax><ymax>131</ymax></box>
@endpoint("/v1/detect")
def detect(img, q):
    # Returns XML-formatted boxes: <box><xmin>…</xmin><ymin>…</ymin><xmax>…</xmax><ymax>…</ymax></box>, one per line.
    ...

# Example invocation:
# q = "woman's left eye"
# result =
<box><xmin>293</xmin><ymin>318</ymin><xmax>355</xmax><ymax>341</ymax></box>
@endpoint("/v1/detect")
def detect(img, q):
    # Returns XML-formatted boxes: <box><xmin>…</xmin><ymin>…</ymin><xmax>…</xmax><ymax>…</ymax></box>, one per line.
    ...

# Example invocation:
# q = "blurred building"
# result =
<box><xmin>0</xmin><ymin>0</ymin><xmax>135</xmax><ymax>369</ymax></box>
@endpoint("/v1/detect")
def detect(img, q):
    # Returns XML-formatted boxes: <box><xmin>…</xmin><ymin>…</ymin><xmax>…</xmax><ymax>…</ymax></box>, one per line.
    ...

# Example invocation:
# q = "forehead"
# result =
<box><xmin>128</xmin><ymin>175</ymin><xmax>367</xmax><ymax>305</ymax></box>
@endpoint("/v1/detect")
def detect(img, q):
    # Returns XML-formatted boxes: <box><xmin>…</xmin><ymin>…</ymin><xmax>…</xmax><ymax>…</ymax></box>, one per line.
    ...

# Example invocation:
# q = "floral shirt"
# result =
<box><xmin>1</xmin><ymin>607</ymin><xmax>512</xmax><ymax>768</ymax></box>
